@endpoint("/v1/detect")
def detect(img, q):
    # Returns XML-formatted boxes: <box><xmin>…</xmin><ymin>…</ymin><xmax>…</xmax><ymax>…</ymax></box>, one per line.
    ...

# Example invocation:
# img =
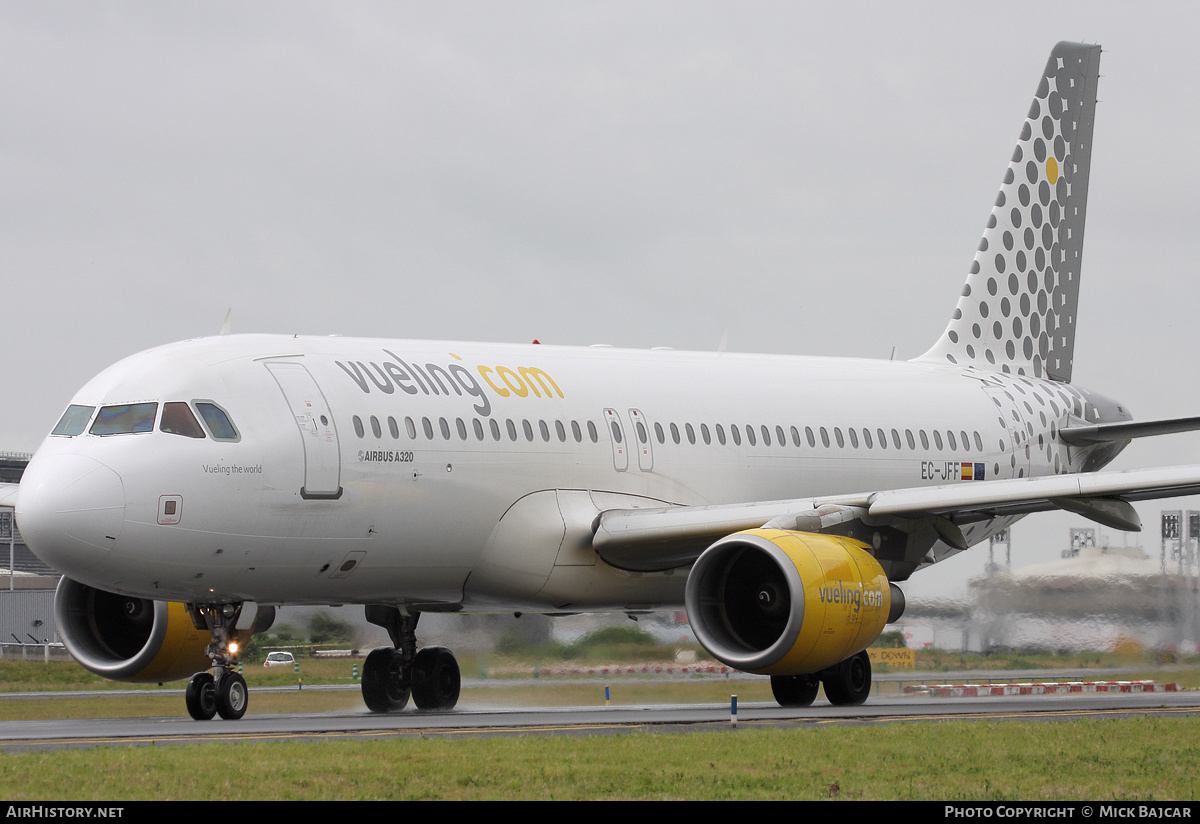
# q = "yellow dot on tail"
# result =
<box><xmin>1046</xmin><ymin>157</ymin><xmax>1059</xmax><ymax>184</ymax></box>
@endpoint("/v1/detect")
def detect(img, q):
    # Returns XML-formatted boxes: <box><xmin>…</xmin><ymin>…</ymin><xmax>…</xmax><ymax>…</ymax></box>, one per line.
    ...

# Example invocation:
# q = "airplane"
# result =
<box><xmin>7</xmin><ymin>40</ymin><xmax>1200</xmax><ymax>721</ymax></box>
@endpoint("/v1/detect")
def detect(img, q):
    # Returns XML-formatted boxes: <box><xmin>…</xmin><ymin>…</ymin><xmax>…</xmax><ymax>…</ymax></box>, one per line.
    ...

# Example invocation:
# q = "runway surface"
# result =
<box><xmin>1</xmin><ymin>686</ymin><xmax>1197</xmax><ymax>750</ymax></box>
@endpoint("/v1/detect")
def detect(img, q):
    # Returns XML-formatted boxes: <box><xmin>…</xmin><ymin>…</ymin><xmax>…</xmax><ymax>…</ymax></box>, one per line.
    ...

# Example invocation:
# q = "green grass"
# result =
<box><xmin>0</xmin><ymin>719</ymin><xmax>1196</xmax><ymax>800</ymax></box>
<box><xmin>0</xmin><ymin>653</ymin><xmax>1196</xmax><ymax>799</ymax></box>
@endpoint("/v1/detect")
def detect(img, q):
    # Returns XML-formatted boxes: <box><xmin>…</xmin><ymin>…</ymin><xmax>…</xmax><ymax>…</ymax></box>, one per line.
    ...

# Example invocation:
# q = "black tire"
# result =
<box><xmin>185</xmin><ymin>672</ymin><xmax>217</xmax><ymax>721</ymax></box>
<box><xmin>821</xmin><ymin>651</ymin><xmax>872</xmax><ymax>706</ymax></box>
<box><xmin>215</xmin><ymin>672</ymin><xmax>249</xmax><ymax>720</ymax></box>
<box><xmin>770</xmin><ymin>674</ymin><xmax>820</xmax><ymax>707</ymax></box>
<box><xmin>362</xmin><ymin>647</ymin><xmax>410</xmax><ymax>713</ymax></box>
<box><xmin>411</xmin><ymin>646</ymin><xmax>461</xmax><ymax>711</ymax></box>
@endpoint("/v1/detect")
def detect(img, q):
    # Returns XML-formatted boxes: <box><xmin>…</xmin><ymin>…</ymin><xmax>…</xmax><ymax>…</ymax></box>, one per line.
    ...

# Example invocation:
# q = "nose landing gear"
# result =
<box><xmin>183</xmin><ymin>602</ymin><xmax>265</xmax><ymax>721</ymax></box>
<box><xmin>216</xmin><ymin>671</ymin><xmax>249</xmax><ymax>719</ymax></box>
<box><xmin>185</xmin><ymin>672</ymin><xmax>217</xmax><ymax>721</ymax></box>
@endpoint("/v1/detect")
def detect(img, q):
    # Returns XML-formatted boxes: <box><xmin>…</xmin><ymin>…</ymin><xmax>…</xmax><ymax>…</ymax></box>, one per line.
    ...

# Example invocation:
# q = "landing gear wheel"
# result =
<box><xmin>185</xmin><ymin>672</ymin><xmax>217</xmax><ymax>721</ymax></box>
<box><xmin>215</xmin><ymin>672</ymin><xmax>249</xmax><ymax>720</ymax></box>
<box><xmin>770</xmin><ymin>674</ymin><xmax>820</xmax><ymax>707</ymax></box>
<box><xmin>363</xmin><ymin>647</ymin><xmax>411</xmax><ymax>713</ymax></box>
<box><xmin>411</xmin><ymin>646</ymin><xmax>461</xmax><ymax>711</ymax></box>
<box><xmin>821</xmin><ymin>651</ymin><xmax>872</xmax><ymax>706</ymax></box>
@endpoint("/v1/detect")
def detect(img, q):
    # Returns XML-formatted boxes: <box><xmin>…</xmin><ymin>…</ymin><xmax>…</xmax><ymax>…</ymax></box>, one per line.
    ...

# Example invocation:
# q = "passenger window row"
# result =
<box><xmin>644</xmin><ymin>421</ymin><xmax>987</xmax><ymax>453</ymax></box>
<box><xmin>350</xmin><ymin>413</ymin><xmax>988</xmax><ymax>455</ymax></box>
<box><xmin>353</xmin><ymin>414</ymin><xmax>601</xmax><ymax>445</ymax></box>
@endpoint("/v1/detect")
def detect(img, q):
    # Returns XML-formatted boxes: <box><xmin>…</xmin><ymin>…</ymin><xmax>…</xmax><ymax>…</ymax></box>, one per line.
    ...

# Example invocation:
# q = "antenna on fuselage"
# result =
<box><xmin>219</xmin><ymin>308</ymin><xmax>232</xmax><ymax>336</ymax></box>
<box><xmin>717</xmin><ymin>328</ymin><xmax>729</xmax><ymax>353</ymax></box>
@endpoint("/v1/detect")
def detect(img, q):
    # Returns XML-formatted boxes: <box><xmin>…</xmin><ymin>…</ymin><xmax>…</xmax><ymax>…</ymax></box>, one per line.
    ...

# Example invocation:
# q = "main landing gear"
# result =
<box><xmin>770</xmin><ymin>650</ymin><xmax>872</xmax><ymax>708</ymax></box>
<box><xmin>362</xmin><ymin>606</ymin><xmax>461</xmax><ymax>712</ymax></box>
<box><xmin>183</xmin><ymin>602</ymin><xmax>269</xmax><ymax>721</ymax></box>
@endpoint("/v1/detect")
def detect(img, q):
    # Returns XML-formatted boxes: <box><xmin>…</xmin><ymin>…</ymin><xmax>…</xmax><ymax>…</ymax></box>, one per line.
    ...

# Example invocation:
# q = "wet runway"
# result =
<box><xmin>1</xmin><ymin>687</ymin><xmax>1197</xmax><ymax>750</ymax></box>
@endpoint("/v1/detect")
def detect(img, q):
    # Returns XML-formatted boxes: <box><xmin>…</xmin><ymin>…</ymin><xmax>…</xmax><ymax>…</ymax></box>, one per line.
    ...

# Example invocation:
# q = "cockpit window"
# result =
<box><xmin>90</xmin><ymin>403</ymin><xmax>158</xmax><ymax>436</ymax></box>
<box><xmin>160</xmin><ymin>402</ymin><xmax>206</xmax><ymax>439</ymax></box>
<box><xmin>195</xmin><ymin>402</ymin><xmax>239</xmax><ymax>441</ymax></box>
<box><xmin>51</xmin><ymin>405</ymin><xmax>96</xmax><ymax>437</ymax></box>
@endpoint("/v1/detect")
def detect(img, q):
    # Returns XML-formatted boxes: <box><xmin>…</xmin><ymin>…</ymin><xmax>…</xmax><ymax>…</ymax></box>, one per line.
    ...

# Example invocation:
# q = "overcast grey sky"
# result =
<box><xmin>3</xmin><ymin>2</ymin><xmax>1199</xmax><ymax>594</ymax></box>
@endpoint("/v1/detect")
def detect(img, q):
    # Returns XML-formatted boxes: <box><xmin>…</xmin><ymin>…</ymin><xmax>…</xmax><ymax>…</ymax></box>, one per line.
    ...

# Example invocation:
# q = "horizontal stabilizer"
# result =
<box><xmin>0</xmin><ymin>483</ymin><xmax>17</xmax><ymax>509</ymax></box>
<box><xmin>1058</xmin><ymin>415</ymin><xmax>1200</xmax><ymax>445</ymax></box>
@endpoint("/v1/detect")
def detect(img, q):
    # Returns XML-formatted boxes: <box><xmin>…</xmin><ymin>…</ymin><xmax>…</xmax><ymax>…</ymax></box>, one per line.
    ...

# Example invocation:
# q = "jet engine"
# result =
<box><xmin>684</xmin><ymin>529</ymin><xmax>900</xmax><ymax>675</ymax></box>
<box><xmin>54</xmin><ymin>577</ymin><xmax>214</xmax><ymax>682</ymax></box>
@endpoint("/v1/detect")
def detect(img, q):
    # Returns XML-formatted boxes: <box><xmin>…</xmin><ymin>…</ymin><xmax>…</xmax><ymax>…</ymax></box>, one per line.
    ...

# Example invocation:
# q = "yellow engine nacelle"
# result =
<box><xmin>54</xmin><ymin>577</ymin><xmax>213</xmax><ymax>682</ymax></box>
<box><xmin>684</xmin><ymin>529</ymin><xmax>893</xmax><ymax>676</ymax></box>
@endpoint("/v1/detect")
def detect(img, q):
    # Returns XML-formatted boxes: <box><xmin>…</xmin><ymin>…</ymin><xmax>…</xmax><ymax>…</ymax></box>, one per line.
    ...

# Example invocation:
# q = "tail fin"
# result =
<box><xmin>918</xmin><ymin>42</ymin><xmax>1101</xmax><ymax>383</ymax></box>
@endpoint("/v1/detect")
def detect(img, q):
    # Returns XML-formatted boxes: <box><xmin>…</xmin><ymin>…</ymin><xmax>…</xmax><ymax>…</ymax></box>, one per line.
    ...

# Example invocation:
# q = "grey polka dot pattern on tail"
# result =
<box><xmin>919</xmin><ymin>43</ymin><xmax>1100</xmax><ymax>384</ymax></box>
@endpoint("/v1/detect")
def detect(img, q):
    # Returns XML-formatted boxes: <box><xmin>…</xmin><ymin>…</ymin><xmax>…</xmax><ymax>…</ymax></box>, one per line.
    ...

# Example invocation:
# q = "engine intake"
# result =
<box><xmin>54</xmin><ymin>577</ymin><xmax>212</xmax><ymax>682</ymax></box>
<box><xmin>685</xmin><ymin>529</ymin><xmax>894</xmax><ymax>675</ymax></box>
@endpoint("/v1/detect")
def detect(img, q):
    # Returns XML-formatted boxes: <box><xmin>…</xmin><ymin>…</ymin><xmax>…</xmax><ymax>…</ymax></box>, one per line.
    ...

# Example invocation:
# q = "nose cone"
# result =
<box><xmin>16</xmin><ymin>454</ymin><xmax>125</xmax><ymax>578</ymax></box>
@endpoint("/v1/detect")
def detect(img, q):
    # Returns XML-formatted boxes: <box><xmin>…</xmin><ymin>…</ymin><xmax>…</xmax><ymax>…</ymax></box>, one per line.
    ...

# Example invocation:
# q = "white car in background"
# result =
<box><xmin>263</xmin><ymin>652</ymin><xmax>295</xmax><ymax>667</ymax></box>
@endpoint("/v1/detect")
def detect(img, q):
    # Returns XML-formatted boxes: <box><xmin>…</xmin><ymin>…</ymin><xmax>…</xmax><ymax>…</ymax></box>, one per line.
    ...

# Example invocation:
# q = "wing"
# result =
<box><xmin>593</xmin><ymin>463</ymin><xmax>1200</xmax><ymax>573</ymax></box>
<box><xmin>0</xmin><ymin>483</ymin><xmax>17</xmax><ymax>509</ymax></box>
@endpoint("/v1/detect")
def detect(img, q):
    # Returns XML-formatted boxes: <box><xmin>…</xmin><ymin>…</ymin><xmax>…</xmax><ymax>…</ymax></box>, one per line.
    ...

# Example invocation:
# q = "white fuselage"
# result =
<box><xmin>15</xmin><ymin>334</ymin><xmax>1113</xmax><ymax>610</ymax></box>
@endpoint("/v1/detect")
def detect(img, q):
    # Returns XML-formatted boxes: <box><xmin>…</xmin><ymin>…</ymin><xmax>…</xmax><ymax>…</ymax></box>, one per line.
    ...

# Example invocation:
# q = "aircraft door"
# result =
<box><xmin>602</xmin><ymin>408</ymin><xmax>628</xmax><ymax>472</ymax></box>
<box><xmin>628</xmin><ymin>408</ymin><xmax>653</xmax><ymax>472</ymax></box>
<box><xmin>265</xmin><ymin>361</ymin><xmax>343</xmax><ymax>499</ymax></box>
